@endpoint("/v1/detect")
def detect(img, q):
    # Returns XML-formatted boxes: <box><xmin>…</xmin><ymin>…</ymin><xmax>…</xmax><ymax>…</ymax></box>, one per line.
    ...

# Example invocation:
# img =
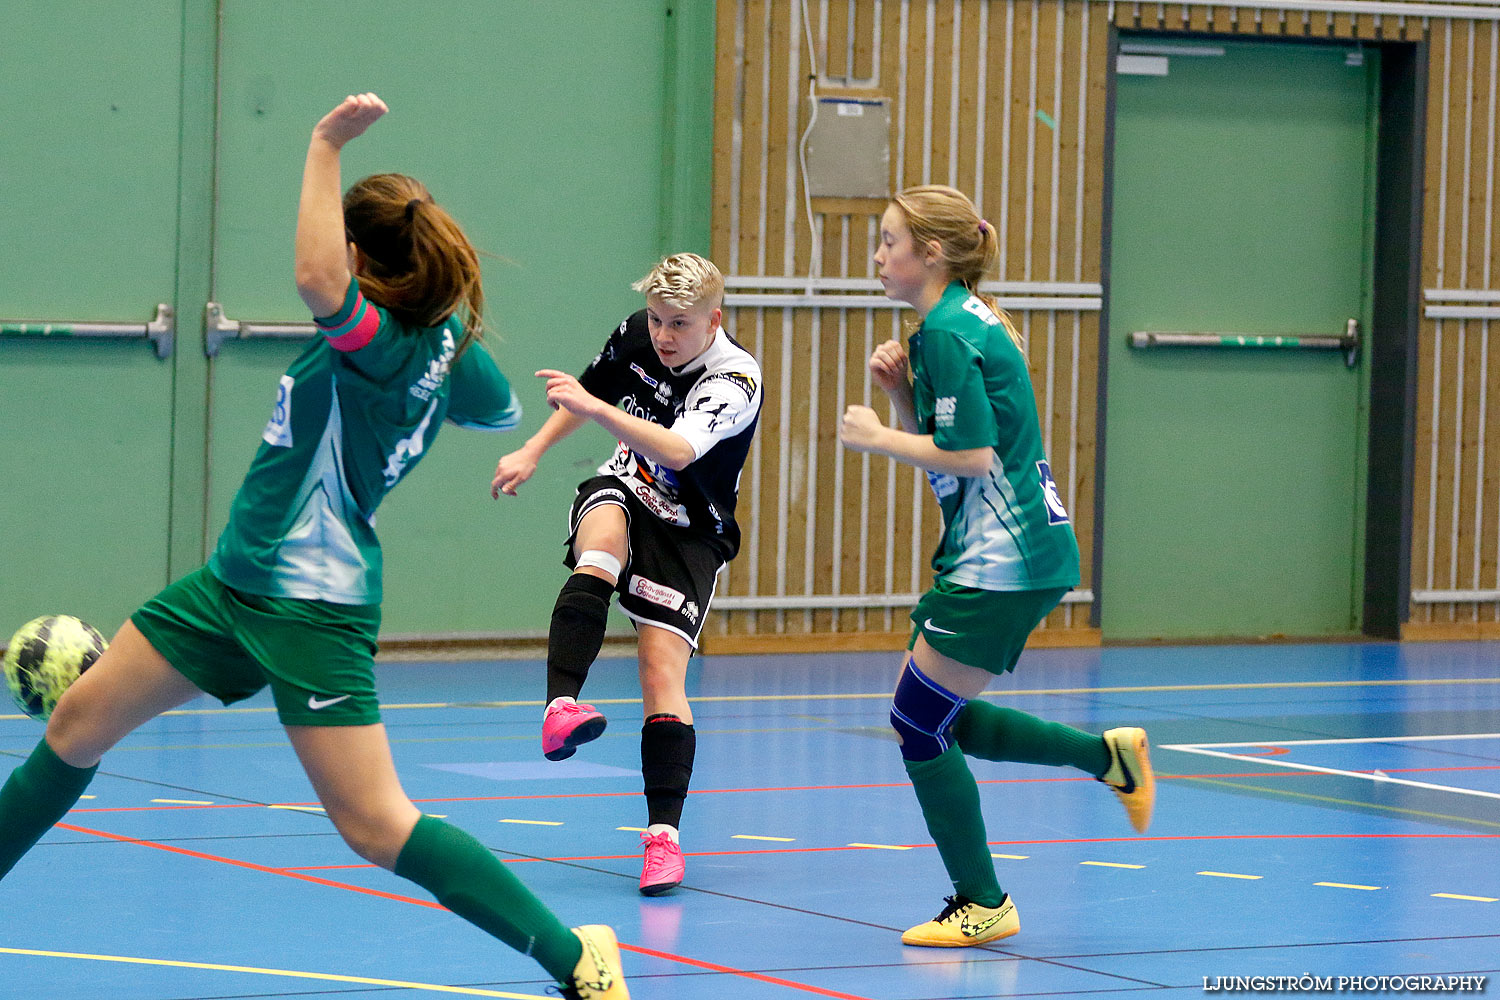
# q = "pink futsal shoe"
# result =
<box><xmin>543</xmin><ymin>697</ymin><xmax>608</xmax><ymax>761</ymax></box>
<box><xmin>639</xmin><ymin>830</ymin><xmax>685</xmax><ymax>896</ymax></box>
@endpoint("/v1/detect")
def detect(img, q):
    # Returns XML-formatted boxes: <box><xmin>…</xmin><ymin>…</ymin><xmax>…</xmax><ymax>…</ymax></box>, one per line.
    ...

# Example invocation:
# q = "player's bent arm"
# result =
<box><xmin>839</xmin><ymin>406</ymin><xmax>991</xmax><ymax>477</ymax></box>
<box><xmin>881</xmin><ymin>432</ymin><xmax>991</xmax><ymax>478</ymax></box>
<box><xmin>589</xmin><ymin>405</ymin><xmax>698</xmax><ymax>471</ymax></box>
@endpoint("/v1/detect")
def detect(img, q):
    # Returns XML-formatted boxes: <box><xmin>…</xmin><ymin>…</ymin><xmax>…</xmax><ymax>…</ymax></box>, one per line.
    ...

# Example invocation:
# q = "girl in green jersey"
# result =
<box><xmin>0</xmin><ymin>94</ymin><xmax>626</xmax><ymax>1000</ymax></box>
<box><xmin>839</xmin><ymin>184</ymin><xmax>1155</xmax><ymax>949</ymax></box>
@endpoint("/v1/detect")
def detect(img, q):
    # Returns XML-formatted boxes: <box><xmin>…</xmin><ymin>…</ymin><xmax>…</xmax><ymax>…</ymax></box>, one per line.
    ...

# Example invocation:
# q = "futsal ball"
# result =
<box><xmin>2</xmin><ymin>615</ymin><xmax>107</xmax><ymax>721</ymax></box>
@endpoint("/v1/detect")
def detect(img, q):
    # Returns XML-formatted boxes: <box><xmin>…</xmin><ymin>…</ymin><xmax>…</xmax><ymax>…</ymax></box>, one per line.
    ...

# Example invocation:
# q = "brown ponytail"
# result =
<box><xmin>342</xmin><ymin>173</ymin><xmax>485</xmax><ymax>356</ymax></box>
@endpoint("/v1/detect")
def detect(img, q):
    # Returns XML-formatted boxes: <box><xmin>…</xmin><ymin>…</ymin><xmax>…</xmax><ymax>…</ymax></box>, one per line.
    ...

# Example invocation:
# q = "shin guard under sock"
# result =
<box><xmin>546</xmin><ymin>573</ymin><xmax>614</xmax><ymax>703</ymax></box>
<box><xmin>394</xmin><ymin>815</ymin><xmax>581</xmax><ymax>982</ymax></box>
<box><xmin>0</xmin><ymin>738</ymin><xmax>97</xmax><ymax>879</ymax></box>
<box><xmin>641</xmin><ymin>714</ymin><xmax>695</xmax><ymax>829</ymax></box>
<box><xmin>953</xmin><ymin>700</ymin><xmax>1110</xmax><ymax>775</ymax></box>
<box><xmin>905</xmin><ymin>744</ymin><xmax>1004</xmax><ymax>906</ymax></box>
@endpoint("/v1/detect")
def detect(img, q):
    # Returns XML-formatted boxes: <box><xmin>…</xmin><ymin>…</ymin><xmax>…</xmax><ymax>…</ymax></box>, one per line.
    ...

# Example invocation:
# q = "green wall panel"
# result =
<box><xmin>0</xmin><ymin>4</ymin><xmax>182</xmax><ymax>634</ymax></box>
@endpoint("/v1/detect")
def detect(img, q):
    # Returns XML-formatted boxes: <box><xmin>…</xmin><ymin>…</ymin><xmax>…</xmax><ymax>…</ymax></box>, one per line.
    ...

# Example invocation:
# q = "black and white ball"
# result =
<box><xmin>2</xmin><ymin>615</ymin><xmax>107</xmax><ymax>721</ymax></box>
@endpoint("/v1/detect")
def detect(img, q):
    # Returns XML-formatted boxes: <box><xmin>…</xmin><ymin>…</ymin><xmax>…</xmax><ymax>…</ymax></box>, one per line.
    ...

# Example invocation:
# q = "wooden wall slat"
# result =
<box><xmin>828</xmin><ymin>0</ymin><xmax>851</xmax><ymax>80</ymax></box>
<box><xmin>958</xmin><ymin>0</ymin><xmax>984</xmax><ymax>198</ymax></box>
<box><xmin>853</xmin><ymin>0</ymin><xmax>876</xmax><ymax>79</ymax></box>
<box><xmin>931</xmin><ymin>0</ymin><xmax>958</xmax><ymax>186</ymax></box>
<box><xmin>1005</xmin><ymin>1</ymin><xmax>1034</xmax><ymax>281</ymax></box>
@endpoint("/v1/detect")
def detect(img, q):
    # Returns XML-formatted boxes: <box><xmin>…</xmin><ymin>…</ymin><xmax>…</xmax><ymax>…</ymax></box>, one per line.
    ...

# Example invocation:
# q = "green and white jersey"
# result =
<box><xmin>909</xmin><ymin>282</ymin><xmax>1080</xmax><ymax>592</ymax></box>
<box><xmin>209</xmin><ymin>278</ymin><xmax>521</xmax><ymax>605</ymax></box>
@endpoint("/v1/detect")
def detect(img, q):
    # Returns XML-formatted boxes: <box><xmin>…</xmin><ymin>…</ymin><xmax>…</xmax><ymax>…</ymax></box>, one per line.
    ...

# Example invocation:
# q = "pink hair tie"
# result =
<box><xmin>978</xmin><ymin>219</ymin><xmax>991</xmax><ymax>235</ymax></box>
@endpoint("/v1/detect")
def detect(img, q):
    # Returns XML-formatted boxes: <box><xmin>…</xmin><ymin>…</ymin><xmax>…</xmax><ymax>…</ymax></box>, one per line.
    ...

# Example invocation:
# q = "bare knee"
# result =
<box><xmin>44</xmin><ymin>686</ymin><xmax>109</xmax><ymax>767</ymax></box>
<box><xmin>326</xmin><ymin>803</ymin><xmax>421</xmax><ymax>870</ymax></box>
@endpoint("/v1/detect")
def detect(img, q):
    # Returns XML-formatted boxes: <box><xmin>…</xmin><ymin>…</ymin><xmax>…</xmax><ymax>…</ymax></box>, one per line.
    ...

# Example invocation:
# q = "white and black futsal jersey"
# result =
<box><xmin>578</xmin><ymin>310</ymin><xmax>762</xmax><ymax>561</ymax></box>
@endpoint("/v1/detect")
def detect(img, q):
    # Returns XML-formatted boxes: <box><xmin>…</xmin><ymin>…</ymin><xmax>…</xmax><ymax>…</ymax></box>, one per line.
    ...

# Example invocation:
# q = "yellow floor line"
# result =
<box><xmin>499</xmin><ymin>819</ymin><xmax>562</xmax><ymax>826</ymax></box>
<box><xmin>1198</xmin><ymin>871</ymin><xmax>1262</xmax><ymax>880</ymax></box>
<box><xmin>991</xmin><ymin>853</ymin><xmax>1029</xmax><ymax>860</ymax></box>
<box><xmin>1432</xmin><ymin>892</ymin><xmax>1499</xmax><ymax>902</ymax></box>
<box><xmin>848</xmin><ymin>842</ymin><xmax>911</xmax><ymax>850</ymax></box>
<box><xmin>1315</xmin><ymin>882</ymin><xmax>1382</xmax><ymax>891</ymax></box>
<box><xmin>0</xmin><ymin>946</ymin><xmax>547</xmax><ymax>998</ymax></box>
<box><xmin>151</xmin><ymin>799</ymin><xmax>213</xmax><ymax>805</ymax></box>
<box><xmin>1081</xmin><ymin>861</ymin><xmax>1145</xmax><ymax>869</ymax></box>
<box><xmin>733</xmin><ymin>834</ymin><xmax>795</xmax><ymax>842</ymax></box>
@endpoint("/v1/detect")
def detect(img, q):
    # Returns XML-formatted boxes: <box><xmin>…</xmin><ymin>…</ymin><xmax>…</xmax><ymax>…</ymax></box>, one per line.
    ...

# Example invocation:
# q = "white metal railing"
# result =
<box><xmin>1109</xmin><ymin>0</ymin><xmax>1500</xmax><ymax>20</ymax></box>
<box><xmin>715</xmin><ymin>589</ymin><xmax>1094</xmax><ymax>611</ymax></box>
<box><xmin>1424</xmin><ymin>289</ymin><xmax>1500</xmax><ymax>320</ymax></box>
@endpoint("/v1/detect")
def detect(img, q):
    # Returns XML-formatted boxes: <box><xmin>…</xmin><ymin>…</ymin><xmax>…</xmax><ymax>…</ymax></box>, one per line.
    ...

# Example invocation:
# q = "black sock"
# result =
<box><xmin>545</xmin><ymin>573</ymin><xmax>614</xmax><ymax>703</ymax></box>
<box><xmin>641</xmin><ymin>714</ymin><xmax>696</xmax><ymax>829</ymax></box>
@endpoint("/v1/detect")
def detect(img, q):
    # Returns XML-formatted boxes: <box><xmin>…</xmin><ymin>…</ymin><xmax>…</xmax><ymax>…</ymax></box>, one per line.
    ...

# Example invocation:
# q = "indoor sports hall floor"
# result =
<box><xmin>1</xmin><ymin>640</ymin><xmax>1496</xmax><ymax>999</ymax></box>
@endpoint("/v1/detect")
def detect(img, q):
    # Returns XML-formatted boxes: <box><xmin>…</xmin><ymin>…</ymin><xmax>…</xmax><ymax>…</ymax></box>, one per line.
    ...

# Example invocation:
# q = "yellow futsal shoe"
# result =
<box><xmin>1100</xmin><ymin>726</ymin><xmax>1156</xmax><ymax>833</ymax></box>
<box><xmin>901</xmin><ymin>894</ymin><xmax>1020</xmax><ymax>947</ymax></box>
<box><xmin>562</xmin><ymin>925</ymin><xmax>630</xmax><ymax>1000</ymax></box>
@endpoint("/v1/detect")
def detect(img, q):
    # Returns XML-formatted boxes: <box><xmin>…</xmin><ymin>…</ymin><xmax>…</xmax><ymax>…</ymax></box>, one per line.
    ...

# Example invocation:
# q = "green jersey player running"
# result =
<box><xmin>0</xmin><ymin>93</ymin><xmax>627</xmax><ymax>1000</ymax></box>
<box><xmin>839</xmin><ymin>184</ymin><xmax>1156</xmax><ymax>948</ymax></box>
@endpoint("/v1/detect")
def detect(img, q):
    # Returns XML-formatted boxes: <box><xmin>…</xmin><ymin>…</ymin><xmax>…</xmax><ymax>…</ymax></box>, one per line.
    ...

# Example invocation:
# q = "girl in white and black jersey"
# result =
<box><xmin>491</xmin><ymin>253</ymin><xmax>763</xmax><ymax>897</ymax></box>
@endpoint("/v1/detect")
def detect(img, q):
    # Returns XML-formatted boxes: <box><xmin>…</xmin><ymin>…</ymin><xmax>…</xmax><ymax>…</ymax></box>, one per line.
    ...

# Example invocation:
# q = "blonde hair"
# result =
<box><xmin>342</xmin><ymin>173</ymin><xmax>485</xmax><ymax>356</ymax></box>
<box><xmin>891</xmin><ymin>184</ymin><xmax>1022</xmax><ymax>350</ymax></box>
<box><xmin>631</xmin><ymin>253</ymin><xmax>725</xmax><ymax>311</ymax></box>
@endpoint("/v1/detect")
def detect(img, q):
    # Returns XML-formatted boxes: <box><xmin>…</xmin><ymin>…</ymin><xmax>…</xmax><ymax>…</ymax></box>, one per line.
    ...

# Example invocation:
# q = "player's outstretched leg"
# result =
<box><xmin>951</xmin><ymin>703</ymin><xmax>1155</xmax><ymax>833</ymax></box>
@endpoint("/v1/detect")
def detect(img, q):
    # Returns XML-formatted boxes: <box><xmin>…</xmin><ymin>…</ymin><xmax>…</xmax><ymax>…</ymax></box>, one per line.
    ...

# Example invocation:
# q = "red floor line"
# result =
<box><xmin>272</xmin><ymin>831</ymin><xmax>1500</xmax><ymax>872</ymax></box>
<box><xmin>619</xmin><ymin>941</ymin><xmax>876</xmax><ymax>1000</ymax></box>
<box><xmin>52</xmin><ymin>821</ymin><xmax>876</xmax><ymax>1000</ymax></box>
<box><xmin>67</xmin><ymin>763</ymin><xmax>1500</xmax><ymax>815</ymax></box>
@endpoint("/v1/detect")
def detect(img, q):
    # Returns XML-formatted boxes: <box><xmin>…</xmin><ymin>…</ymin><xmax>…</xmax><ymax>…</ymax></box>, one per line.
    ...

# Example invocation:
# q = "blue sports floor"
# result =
<box><xmin>1</xmin><ymin>641</ymin><xmax>1497</xmax><ymax>999</ymax></box>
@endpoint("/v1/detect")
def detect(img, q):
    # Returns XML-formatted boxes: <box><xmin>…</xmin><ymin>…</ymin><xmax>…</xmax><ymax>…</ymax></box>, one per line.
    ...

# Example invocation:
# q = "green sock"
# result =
<box><xmin>954</xmin><ymin>700</ymin><xmax>1110</xmax><ymax>776</ymax></box>
<box><xmin>0</xmin><ymin>737</ymin><xmax>98</xmax><ymax>879</ymax></box>
<box><xmin>394</xmin><ymin>815</ymin><xmax>581</xmax><ymax>983</ymax></box>
<box><xmin>905</xmin><ymin>745</ymin><xmax>1004</xmax><ymax>907</ymax></box>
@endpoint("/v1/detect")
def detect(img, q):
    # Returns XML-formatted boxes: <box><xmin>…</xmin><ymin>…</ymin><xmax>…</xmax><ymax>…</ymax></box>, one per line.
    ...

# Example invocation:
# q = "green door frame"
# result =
<box><xmin>1094</xmin><ymin>29</ymin><xmax>1427</xmax><ymax>639</ymax></box>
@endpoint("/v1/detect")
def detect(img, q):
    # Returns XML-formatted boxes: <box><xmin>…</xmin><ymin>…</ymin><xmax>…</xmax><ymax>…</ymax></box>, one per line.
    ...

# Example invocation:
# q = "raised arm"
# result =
<box><xmin>294</xmin><ymin>93</ymin><xmax>388</xmax><ymax>317</ymax></box>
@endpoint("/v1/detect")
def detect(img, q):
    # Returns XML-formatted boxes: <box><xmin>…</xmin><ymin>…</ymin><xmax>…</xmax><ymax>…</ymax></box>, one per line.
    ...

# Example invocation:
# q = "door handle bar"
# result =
<box><xmin>204</xmin><ymin>302</ymin><xmax>314</xmax><ymax>358</ymax></box>
<box><xmin>1130</xmin><ymin>318</ymin><xmax>1359</xmax><ymax>368</ymax></box>
<box><xmin>0</xmin><ymin>304</ymin><xmax>174</xmax><ymax>358</ymax></box>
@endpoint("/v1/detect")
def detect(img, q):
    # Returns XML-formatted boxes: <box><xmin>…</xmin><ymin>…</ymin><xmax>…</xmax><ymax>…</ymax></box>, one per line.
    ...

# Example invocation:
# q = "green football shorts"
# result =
<box><xmin>132</xmin><ymin>565</ymin><xmax>381</xmax><ymax>726</ymax></box>
<box><xmin>908</xmin><ymin>580</ymin><xmax>1070</xmax><ymax>674</ymax></box>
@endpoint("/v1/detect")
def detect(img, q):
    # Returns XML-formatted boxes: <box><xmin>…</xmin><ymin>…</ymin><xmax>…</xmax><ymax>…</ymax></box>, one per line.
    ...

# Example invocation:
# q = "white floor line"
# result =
<box><xmin>1162</xmin><ymin>743</ymin><xmax>1500</xmax><ymax>802</ymax></box>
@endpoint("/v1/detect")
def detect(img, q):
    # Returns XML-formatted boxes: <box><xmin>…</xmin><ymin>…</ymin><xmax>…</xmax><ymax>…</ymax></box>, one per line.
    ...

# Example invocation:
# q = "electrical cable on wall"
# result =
<box><xmin>796</xmin><ymin>0</ymin><xmax>822</xmax><ymax>292</ymax></box>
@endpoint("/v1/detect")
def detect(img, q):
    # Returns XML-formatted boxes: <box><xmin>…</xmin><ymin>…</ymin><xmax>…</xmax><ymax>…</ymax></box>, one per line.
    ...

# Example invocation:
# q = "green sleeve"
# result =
<box><xmin>922</xmin><ymin>328</ymin><xmax>998</xmax><ymax>451</ymax></box>
<box><xmin>446</xmin><ymin>342</ymin><xmax>522</xmax><ymax>431</ymax></box>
